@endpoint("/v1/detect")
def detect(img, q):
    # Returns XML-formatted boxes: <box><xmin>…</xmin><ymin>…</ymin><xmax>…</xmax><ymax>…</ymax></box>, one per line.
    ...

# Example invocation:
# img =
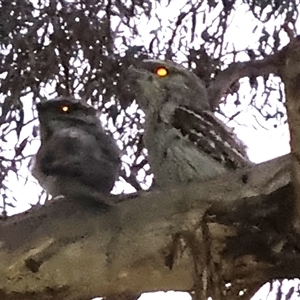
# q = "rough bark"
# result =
<box><xmin>0</xmin><ymin>154</ymin><xmax>297</xmax><ymax>300</ymax></box>
<box><xmin>278</xmin><ymin>35</ymin><xmax>300</xmax><ymax>233</ymax></box>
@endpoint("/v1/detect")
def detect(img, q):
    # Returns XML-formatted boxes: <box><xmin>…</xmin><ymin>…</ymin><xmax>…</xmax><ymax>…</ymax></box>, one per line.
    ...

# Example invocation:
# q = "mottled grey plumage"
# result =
<box><xmin>32</xmin><ymin>98</ymin><xmax>120</xmax><ymax>205</ymax></box>
<box><xmin>129</xmin><ymin>59</ymin><xmax>251</xmax><ymax>187</ymax></box>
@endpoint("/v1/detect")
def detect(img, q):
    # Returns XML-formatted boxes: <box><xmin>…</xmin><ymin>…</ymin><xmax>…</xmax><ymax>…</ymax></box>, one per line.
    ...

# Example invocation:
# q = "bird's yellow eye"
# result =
<box><xmin>155</xmin><ymin>66</ymin><xmax>168</xmax><ymax>77</ymax></box>
<box><xmin>61</xmin><ymin>105</ymin><xmax>70</xmax><ymax>113</ymax></box>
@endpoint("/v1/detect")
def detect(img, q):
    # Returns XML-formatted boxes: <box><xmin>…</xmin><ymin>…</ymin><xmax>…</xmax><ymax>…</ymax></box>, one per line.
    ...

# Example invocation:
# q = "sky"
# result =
<box><xmin>1</xmin><ymin>0</ymin><xmax>298</xmax><ymax>299</ymax></box>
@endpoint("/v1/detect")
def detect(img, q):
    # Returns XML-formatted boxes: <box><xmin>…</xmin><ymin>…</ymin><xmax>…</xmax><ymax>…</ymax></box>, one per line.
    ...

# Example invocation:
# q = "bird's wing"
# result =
<box><xmin>171</xmin><ymin>106</ymin><xmax>251</xmax><ymax>169</ymax></box>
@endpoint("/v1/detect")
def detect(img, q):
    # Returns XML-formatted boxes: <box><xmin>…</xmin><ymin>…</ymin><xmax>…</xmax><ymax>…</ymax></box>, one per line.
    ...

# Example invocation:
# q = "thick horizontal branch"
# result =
<box><xmin>0</xmin><ymin>154</ymin><xmax>294</xmax><ymax>300</ymax></box>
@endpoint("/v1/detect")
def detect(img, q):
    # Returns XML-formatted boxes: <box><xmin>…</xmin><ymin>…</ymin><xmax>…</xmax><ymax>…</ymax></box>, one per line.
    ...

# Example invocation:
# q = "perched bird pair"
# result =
<box><xmin>32</xmin><ymin>60</ymin><xmax>250</xmax><ymax>204</ymax></box>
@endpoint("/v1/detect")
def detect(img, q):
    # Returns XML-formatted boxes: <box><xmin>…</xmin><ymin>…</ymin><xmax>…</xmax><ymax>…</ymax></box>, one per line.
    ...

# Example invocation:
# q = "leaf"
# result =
<box><xmin>15</xmin><ymin>138</ymin><xmax>28</xmax><ymax>157</ymax></box>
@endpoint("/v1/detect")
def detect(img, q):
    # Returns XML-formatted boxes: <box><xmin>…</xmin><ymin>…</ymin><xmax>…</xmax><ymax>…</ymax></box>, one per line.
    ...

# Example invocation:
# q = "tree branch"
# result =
<box><xmin>208</xmin><ymin>46</ymin><xmax>285</xmax><ymax>110</ymax></box>
<box><xmin>0</xmin><ymin>155</ymin><xmax>295</xmax><ymax>300</ymax></box>
<box><xmin>278</xmin><ymin>35</ymin><xmax>300</xmax><ymax>233</ymax></box>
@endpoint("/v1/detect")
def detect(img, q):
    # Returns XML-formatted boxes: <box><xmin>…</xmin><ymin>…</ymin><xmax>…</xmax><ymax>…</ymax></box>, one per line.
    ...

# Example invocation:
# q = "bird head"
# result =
<box><xmin>129</xmin><ymin>59</ymin><xmax>210</xmax><ymax>114</ymax></box>
<box><xmin>36</xmin><ymin>98</ymin><xmax>99</xmax><ymax>142</ymax></box>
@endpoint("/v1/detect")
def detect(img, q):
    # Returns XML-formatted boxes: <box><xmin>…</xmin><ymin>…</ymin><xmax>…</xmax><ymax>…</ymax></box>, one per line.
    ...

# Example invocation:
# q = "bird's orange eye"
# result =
<box><xmin>155</xmin><ymin>66</ymin><xmax>168</xmax><ymax>77</ymax></box>
<box><xmin>61</xmin><ymin>105</ymin><xmax>70</xmax><ymax>113</ymax></box>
